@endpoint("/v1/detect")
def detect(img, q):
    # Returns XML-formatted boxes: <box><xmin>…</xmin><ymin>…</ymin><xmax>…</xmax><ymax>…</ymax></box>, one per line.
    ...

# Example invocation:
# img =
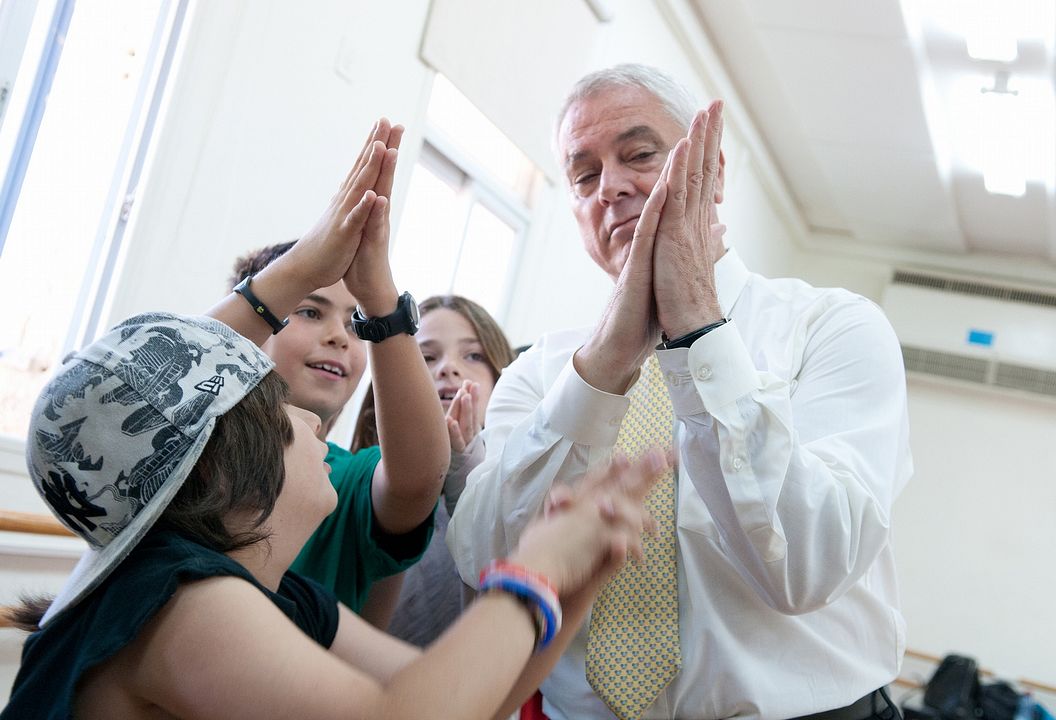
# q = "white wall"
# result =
<box><xmin>793</xmin><ymin>246</ymin><xmax>893</xmax><ymax>303</ymax></box>
<box><xmin>896</xmin><ymin>378</ymin><xmax>1056</xmax><ymax>685</ymax></box>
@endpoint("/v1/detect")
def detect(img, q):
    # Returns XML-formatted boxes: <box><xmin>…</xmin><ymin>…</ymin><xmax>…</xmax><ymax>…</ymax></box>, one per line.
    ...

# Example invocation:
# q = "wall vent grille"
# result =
<box><xmin>901</xmin><ymin>346</ymin><xmax>1056</xmax><ymax>399</ymax></box>
<box><xmin>994</xmin><ymin>363</ymin><xmax>1056</xmax><ymax>397</ymax></box>
<box><xmin>892</xmin><ymin>270</ymin><xmax>1056</xmax><ymax>309</ymax></box>
<box><xmin>901</xmin><ymin>346</ymin><xmax>989</xmax><ymax>384</ymax></box>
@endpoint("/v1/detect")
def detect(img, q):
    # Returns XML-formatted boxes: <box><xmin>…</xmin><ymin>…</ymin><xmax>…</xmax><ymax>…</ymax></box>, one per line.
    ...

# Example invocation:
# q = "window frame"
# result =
<box><xmin>405</xmin><ymin>125</ymin><xmax>535</xmax><ymax>323</ymax></box>
<box><xmin>0</xmin><ymin>0</ymin><xmax>190</xmax><ymax>450</ymax></box>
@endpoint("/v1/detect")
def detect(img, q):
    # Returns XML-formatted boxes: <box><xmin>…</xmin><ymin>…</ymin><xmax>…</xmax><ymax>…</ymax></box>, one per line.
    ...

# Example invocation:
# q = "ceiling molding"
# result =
<box><xmin>581</xmin><ymin>0</ymin><xmax>614</xmax><ymax>23</ymax></box>
<box><xmin>805</xmin><ymin>231</ymin><xmax>1056</xmax><ymax>288</ymax></box>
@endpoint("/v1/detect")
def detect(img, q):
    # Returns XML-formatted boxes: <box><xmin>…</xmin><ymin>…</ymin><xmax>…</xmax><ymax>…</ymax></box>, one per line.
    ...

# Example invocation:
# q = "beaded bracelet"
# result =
<box><xmin>479</xmin><ymin>560</ymin><xmax>562</xmax><ymax>651</ymax></box>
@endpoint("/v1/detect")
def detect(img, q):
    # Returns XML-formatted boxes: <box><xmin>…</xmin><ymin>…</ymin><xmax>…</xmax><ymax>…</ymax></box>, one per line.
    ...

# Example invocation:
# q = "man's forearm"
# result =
<box><xmin>573</xmin><ymin>336</ymin><xmax>641</xmax><ymax>395</ymax></box>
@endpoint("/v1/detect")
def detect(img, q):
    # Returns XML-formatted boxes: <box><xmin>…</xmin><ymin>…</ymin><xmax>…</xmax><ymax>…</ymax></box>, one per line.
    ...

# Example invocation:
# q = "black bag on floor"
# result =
<box><xmin>923</xmin><ymin>655</ymin><xmax>982</xmax><ymax>720</ymax></box>
<box><xmin>977</xmin><ymin>681</ymin><xmax>1022</xmax><ymax>720</ymax></box>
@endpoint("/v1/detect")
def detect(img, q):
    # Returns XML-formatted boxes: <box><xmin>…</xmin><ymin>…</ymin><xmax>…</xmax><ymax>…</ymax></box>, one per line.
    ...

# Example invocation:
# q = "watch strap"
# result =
<box><xmin>233</xmin><ymin>275</ymin><xmax>288</xmax><ymax>334</ymax></box>
<box><xmin>352</xmin><ymin>291</ymin><xmax>419</xmax><ymax>343</ymax></box>
<box><xmin>658</xmin><ymin>318</ymin><xmax>728</xmax><ymax>350</ymax></box>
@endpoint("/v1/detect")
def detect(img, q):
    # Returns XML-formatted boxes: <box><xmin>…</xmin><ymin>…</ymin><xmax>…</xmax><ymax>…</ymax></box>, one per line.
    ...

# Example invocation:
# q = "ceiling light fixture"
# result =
<box><xmin>977</xmin><ymin>72</ymin><xmax>1026</xmax><ymax>196</ymax></box>
<box><xmin>965</xmin><ymin>32</ymin><xmax>1018</xmax><ymax>63</ymax></box>
<box><xmin>917</xmin><ymin>0</ymin><xmax>1054</xmax><ymax>61</ymax></box>
<box><xmin>963</xmin><ymin>7</ymin><xmax>1019</xmax><ymax>62</ymax></box>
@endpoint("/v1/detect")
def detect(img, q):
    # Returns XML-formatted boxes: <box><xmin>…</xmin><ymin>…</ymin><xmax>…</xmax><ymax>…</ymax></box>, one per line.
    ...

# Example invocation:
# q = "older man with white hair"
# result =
<box><xmin>449</xmin><ymin>63</ymin><xmax>912</xmax><ymax>720</ymax></box>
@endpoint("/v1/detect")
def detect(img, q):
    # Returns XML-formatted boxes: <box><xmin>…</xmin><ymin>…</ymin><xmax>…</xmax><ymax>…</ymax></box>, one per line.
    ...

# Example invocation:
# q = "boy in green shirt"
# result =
<box><xmin>227</xmin><ymin>120</ymin><xmax>449</xmax><ymax>618</ymax></box>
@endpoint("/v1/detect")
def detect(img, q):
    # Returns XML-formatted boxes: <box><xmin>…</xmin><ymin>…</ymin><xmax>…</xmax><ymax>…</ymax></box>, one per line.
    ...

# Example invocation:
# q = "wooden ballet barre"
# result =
<box><xmin>1020</xmin><ymin>678</ymin><xmax>1056</xmax><ymax>696</ymax></box>
<box><xmin>0</xmin><ymin>509</ymin><xmax>75</xmax><ymax>630</ymax></box>
<box><xmin>0</xmin><ymin>509</ymin><xmax>74</xmax><ymax>537</ymax></box>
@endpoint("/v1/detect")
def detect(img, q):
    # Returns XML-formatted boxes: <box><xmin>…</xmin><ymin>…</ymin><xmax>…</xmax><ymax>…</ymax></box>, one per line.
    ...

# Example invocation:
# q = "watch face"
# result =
<box><xmin>404</xmin><ymin>292</ymin><xmax>420</xmax><ymax>330</ymax></box>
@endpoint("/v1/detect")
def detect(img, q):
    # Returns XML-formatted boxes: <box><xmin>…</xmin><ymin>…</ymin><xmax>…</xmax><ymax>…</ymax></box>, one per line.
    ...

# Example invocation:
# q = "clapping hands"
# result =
<box><xmin>510</xmin><ymin>449</ymin><xmax>668</xmax><ymax>596</ymax></box>
<box><xmin>286</xmin><ymin>118</ymin><xmax>403</xmax><ymax>313</ymax></box>
<box><xmin>650</xmin><ymin>100</ymin><xmax>726</xmax><ymax>339</ymax></box>
<box><xmin>446</xmin><ymin>380</ymin><xmax>483</xmax><ymax>453</ymax></box>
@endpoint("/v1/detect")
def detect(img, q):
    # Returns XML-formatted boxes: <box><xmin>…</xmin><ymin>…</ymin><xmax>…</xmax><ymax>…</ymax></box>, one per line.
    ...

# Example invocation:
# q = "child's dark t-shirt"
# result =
<box><xmin>2</xmin><ymin>530</ymin><xmax>339</xmax><ymax>720</ymax></box>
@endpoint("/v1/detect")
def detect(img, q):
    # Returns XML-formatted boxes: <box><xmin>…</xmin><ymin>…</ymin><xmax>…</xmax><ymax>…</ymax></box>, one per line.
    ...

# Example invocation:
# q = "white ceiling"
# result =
<box><xmin>689</xmin><ymin>0</ymin><xmax>1056</xmax><ymax>281</ymax></box>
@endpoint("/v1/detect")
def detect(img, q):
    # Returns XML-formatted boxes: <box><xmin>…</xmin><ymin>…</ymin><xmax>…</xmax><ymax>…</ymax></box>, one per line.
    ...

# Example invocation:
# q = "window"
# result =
<box><xmin>390</xmin><ymin>74</ymin><xmax>544</xmax><ymax>320</ymax></box>
<box><xmin>0</xmin><ymin>0</ymin><xmax>187</xmax><ymax>438</ymax></box>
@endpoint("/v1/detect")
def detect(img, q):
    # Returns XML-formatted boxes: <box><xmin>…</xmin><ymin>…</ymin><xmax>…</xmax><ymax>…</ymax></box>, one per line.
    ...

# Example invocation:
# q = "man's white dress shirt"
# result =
<box><xmin>448</xmin><ymin>248</ymin><xmax>912</xmax><ymax>720</ymax></box>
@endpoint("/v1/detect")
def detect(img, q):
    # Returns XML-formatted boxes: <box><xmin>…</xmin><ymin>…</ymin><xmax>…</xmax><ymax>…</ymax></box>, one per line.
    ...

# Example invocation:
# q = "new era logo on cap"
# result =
<box><xmin>194</xmin><ymin>375</ymin><xmax>225</xmax><ymax>395</ymax></box>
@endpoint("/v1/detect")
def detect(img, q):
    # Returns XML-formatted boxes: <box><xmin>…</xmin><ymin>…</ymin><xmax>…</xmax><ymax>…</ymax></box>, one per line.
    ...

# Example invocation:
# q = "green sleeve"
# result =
<box><xmin>289</xmin><ymin>443</ymin><xmax>434</xmax><ymax>612</ymax></box>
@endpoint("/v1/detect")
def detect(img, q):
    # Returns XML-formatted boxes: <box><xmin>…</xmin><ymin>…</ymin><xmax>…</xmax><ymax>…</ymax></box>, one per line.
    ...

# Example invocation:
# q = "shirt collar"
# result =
<box><xmin>714</xmin><ymin>245</ymin><xmax>750</xmax><ymax>317</ymax></box>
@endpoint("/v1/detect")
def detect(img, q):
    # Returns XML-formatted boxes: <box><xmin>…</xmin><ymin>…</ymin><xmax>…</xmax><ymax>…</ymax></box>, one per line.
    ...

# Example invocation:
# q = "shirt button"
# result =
<box><xmin>732</xmin><ymin>456</ymin><xmax>746</xmax><ymax>471</ymax></box>
<box><xmin>695</xmin><ymin>366</ymin><xmax>713</xmax><ymax>381</ymax></box>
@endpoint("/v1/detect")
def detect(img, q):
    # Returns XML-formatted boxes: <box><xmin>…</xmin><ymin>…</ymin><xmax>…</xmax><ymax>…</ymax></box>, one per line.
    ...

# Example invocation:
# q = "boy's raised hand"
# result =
<box><xmin>340</xmin><ymin>126</ymin><xmax>403</xmax><ymax>314</ymax></box>
<box><xmin>341</xmin><ymin>118</ymin><xmax>403</xmax><ymax>192</ymax></box>
<box><xmin>208</xmin><ymin>119</ymin><xmax>405</xmax><ymax>346</ymax></box>
<box><xmin>285</xmin><ymin>119</ymin><xmax>403</xmax><ymax>296</ymax></box>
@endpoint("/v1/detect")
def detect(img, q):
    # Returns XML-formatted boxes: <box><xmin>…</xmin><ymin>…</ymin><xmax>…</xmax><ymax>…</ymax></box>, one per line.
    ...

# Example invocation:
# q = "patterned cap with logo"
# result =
<box><xmin>25</xmin><ymin>312</ymin><xmax>274</xmax><ymax>625</ymax></box>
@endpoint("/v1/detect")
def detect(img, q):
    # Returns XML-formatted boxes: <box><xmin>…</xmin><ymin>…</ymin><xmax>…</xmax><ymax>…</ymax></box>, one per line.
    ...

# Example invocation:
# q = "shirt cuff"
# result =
<box><xmin>656</xmin><ymin>319</ymin><xmax>760</xmax><ymax>415</ymax></box>
<box><xmin>540</xmin><ymin>355</ymin><xmax>630</xmax><ymax>447</ymax></box>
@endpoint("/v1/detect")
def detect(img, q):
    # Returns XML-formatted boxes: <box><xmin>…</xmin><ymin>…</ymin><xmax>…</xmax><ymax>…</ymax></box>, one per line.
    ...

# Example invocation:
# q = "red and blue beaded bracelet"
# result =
<box><xmin>479</xmin><ymin>560</ymin><xmax>562</xmax><ymax>651</ymax></box>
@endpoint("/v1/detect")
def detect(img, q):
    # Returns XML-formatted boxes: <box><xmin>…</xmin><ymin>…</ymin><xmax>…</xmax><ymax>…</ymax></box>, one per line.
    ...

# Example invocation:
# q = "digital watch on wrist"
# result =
<box><xmin>351</xmin><ymin>291</ymin><xmax>420</xmax><ymax>343</ymax></box>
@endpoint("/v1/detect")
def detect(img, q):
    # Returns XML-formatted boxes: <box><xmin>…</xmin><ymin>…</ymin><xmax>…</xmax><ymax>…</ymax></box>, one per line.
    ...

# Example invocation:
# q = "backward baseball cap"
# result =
<box><xmin>26</xmin><ymin>312</ymin><xmax>275</xmax><ymax>626</ymax></box>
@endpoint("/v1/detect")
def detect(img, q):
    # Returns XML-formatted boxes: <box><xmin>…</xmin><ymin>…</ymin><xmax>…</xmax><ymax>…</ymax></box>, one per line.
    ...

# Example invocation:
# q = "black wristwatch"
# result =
<box><xmin>351</xmin><ymin>291</ymin><xmax>420</xmax><ymax>343</ymax></box>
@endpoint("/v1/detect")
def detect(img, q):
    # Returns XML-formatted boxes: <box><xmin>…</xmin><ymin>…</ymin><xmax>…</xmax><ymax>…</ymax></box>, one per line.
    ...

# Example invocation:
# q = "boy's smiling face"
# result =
<box><xmin>261</xmin><ymin>281</ymin><xmax>366</xmax><ymax>436</ymax></box>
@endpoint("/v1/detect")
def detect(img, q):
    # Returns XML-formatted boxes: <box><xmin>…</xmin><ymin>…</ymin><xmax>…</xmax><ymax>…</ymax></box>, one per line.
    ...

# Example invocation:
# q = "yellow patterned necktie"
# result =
<box><xmin>585</xmin><ymin>354</ymin><xmax>681</xmax><ymax>720</ymax></box>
